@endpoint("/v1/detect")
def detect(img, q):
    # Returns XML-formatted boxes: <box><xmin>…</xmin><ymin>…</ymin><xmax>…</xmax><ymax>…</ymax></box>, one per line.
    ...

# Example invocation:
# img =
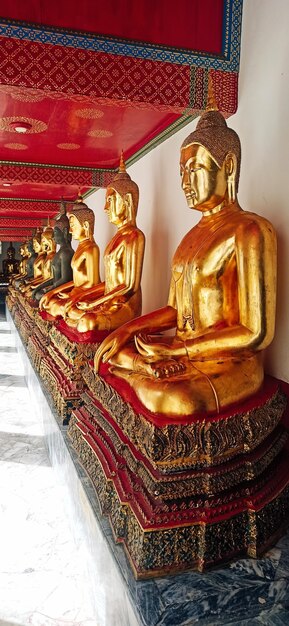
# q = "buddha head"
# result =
<box><xmin>26</xmin><ymin>239</ymin><xmax>34</xmax><ymax>256</ymax></box>
<box><xmin>105</xmin><ymin>154</ymin><xmax>139</xmax><ymax>227</ymax></box>
<box><xmin>6</xmin><ymin>242</ymin><xmax>15</xmax><ymax>259</ymax></box>
<box><xmin>68</xmin><ymin>194</ymin><xmax>95</xmax><ymax>241</ymax></box>
<box><xmin>19</xmin><ymin>244</ymin><xmax>25</xmax><ymax>258</ymax></box>
<box><xmin>53</xmin><ymin>207</ymin><xmax>71</xmax><ymax>245</ymax></box>
<box><xmin>41</xmin><ymin>226</ymin><xmax>55</xmax><ymax>252</ymax></box>
<box><xmin>180</xmin><ymin>108</ymin><xmax>241</xmax><ymax>212</ymax></box>
<box><xmin>32</xmin><ymin>230</ymin><xmax>43</xmax><ymax>254</ymax></box>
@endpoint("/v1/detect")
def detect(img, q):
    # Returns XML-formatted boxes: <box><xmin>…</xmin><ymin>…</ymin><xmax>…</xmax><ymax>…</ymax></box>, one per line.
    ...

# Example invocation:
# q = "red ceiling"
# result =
<box><xmin>0</xmin><ymin>0</ymin><xmax>224</xmax><ymax>54</ymax></box>
<box><xmin>0</xmin><ymin>0</ymin><xmax>240</xmax><ymax>242</ymax></box>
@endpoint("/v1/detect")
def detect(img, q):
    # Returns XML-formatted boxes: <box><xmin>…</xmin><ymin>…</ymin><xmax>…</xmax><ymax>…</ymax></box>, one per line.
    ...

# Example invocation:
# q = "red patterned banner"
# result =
<box><xmin>0</xmin><ymin>36</ymin><xmax>191</xmax><ymax>113</ymax></box>
<box><xmin>0</xmin><ymin>217</ymin><xmax>45</xmax><ymax>228</ymax></box>
<box><xmin>0</xmin><ymin>162</ymin><xmax>114</xmax><ymax>188</ymax></box>
<box><xmin>0</xmin><ymin>229</ymin><xmax>34</xmax><ymax>238</ymax></box>
<box><xmin>0</xmin><ymin>200</ymin><xmax>61</xmax><ymax>215</ymax></box>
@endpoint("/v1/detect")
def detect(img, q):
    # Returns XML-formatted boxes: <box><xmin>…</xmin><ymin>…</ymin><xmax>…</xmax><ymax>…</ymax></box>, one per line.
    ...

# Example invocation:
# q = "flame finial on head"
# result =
<box><xmin>59</xmin><ymin>199</ymin><xmax>67</xmax><ymax>215</ymax></box>
<box><xmin>119</xmin><ymin>150</ymin><xmax>126</xmax><ymax>173</ymax></box>
<box><xmin>76</xmin><ymin>191</ymin><xmax>84</xmax><ymax>204</ymax></box>
<box><xmin>206</xmin><ymin>72</ymin><xmax>218</xmax><ymax>112</ymax></box>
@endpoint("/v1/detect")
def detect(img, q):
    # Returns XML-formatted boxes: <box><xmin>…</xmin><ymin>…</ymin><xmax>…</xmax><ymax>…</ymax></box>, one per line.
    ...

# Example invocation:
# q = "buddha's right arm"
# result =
<box><xmin>64</xmin><ymin>283</ymin><xmax>105</xmax><ymax>310</ymax></box>
<box><xmin>94</xmin><ymin>305</ymin><xmax>177</xmax><ymax>371</ymax></box>
<box><xmin>39</xmin><ymin>281</ymin><xmax>74</xmax><ymax>307</ymax></box>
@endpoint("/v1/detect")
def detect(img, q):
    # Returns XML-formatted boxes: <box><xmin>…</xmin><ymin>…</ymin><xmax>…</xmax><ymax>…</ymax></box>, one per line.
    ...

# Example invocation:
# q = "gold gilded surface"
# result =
<box><xmin>94</xmin><ymin>111</ymin><xmax>277</xmax><ymax>416</ymax></box>
<box><xmin>10</xmin><ymin>243</ymin><xmax>28</xmax><ymax>286</ymax></box>
<box><xmin>63</xmin><ymin>156</ymin><xmax>145</xmax><ymax>332</ymax></box>
<box><xmin>13</xmin><ymin>240</ymin><xmax>34</xmax><ymax>290</ymax></box>
<box><xmin>22</xmin><ymin>227</ymin><xmax>56</xmax><ymax>297</ymax></box>
<box><xmin>40</xmin><ymin>197</ymin><xmax>100</xmax><ymax>318</ymax></box>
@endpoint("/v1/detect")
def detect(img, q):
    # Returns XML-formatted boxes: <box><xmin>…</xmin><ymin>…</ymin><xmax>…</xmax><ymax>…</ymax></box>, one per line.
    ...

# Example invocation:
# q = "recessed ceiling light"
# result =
<box><xmin>9</xmin><ymin>121</ymin><xmax>32</xmax><ymax>133</ymax></box>
<box><xmin>3</xmin><ymin>182</ymin><xmax>12</xmax><ymax>187</ymax></box>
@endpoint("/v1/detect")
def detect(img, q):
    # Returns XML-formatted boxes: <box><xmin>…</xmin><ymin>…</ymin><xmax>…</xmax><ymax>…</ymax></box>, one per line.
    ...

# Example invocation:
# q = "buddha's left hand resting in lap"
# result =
<box><xmin>94</xmin><ymin>105</ymin><xmax>277</xmax><ymax>416</ymax></box>
<box><xmin>39</xmin><ymin>196</ymin><xmax>100</xmax><ymax>318</ymax></box>
<box><xmin>63</xmin><ymin>157</ymin><xmax>145</xmax><ymax>332</ymax></box>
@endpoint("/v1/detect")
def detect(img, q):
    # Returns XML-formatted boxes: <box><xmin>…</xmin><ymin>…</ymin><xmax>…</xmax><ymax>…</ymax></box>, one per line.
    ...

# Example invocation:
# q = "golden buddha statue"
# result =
<box><xmin>14</xmin><ymin>239</ymin><xmax>37</xmax><ymax>289</ymax></box>
<box><xmin>23</xmin><ymin>226</ymin><xmax>56</xmax><ymax>297</ymax></box>
<box><xmin>94</xmin><ymin>104</ymin><xmax>277</xmax><ymax>416</ymax></box>
<box><xmin>19</xmin><ymin>229</ymin><xmax>45</xmax><ymax>292</ymax></box>
<box><xmin>10</xmin><ymin>243</ymin><xmax>27</xmax><ymax>288</ymax></box>
<box><xmin>32</xmin><ymin>210</ymin><xmax>74</xmax><ymax>302</ymax></box>
<box><xmin>63</xmin><ymin>156</ymin><xmax>145</xmax><ymax>332</ymax></box>
<box><xmin>39</xmin><ymin>195</ymin><xmax>100</xmax><ymax>317</ymax></box>
<box><xmin>18</xmin><ymin>244</ymin><xmax>27</xmax><ymax>274</ymax></box>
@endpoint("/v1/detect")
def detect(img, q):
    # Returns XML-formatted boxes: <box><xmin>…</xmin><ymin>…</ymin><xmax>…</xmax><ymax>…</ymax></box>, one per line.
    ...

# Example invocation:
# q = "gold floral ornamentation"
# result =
<box><xmin>75</xmin><ymin>108</ymin><xmax>104</xmax><ymax>119</ymax></box>
<box><xmin>4</xmin><ymin>143</ymin><xmax>28</xmax><ymax>150</ymax></box>
<box><xmin>57</xmin><ymin>143</ymin><xmax>80</xmax><ymax>150</ymax></box>
<box><xmin>87</xmin><ymin>129</ymin><xmax>113</xmax><ymax>138</ymax></box>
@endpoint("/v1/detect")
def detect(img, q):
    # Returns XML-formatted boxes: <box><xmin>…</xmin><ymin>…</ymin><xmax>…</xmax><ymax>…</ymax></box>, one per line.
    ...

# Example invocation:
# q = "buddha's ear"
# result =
<box><xmin>225</xmin><ymin>152</ymin><xmax>237</xmax><ymax>175</ymax></box>
<box><xmin>124</xmin><ymin>192</ymin><xmax>134</xmax><ymax>220</ymax></box>
<box><xmin>83</xmin><ymin>220</ymin><xmax>90</xmax><ymax>236</ymax></box>
<box><xmin>225</xmin><ymin>152</ymin><xmax>237</xmax><ymax>202</ymax></box>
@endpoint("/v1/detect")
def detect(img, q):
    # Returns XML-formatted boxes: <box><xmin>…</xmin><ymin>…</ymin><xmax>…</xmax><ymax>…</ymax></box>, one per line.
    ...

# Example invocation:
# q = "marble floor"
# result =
<box><xmin>1</xmin><ymin>304</ymin><xmax>289</xmax><ymax>626</ymax></box>
<box><xmin>0</xmin><ymin>313</ymin><xmax>99</xmax><ymax>626</ymax></box>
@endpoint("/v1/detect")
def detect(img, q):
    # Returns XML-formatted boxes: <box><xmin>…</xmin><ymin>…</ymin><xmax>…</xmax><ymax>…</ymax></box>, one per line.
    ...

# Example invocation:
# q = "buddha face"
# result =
<box><xmin>69</xmin><ymin>214</ymin><xmax>86</xmax><ymax>240</ymax></box>
<box><xmin>180</xmin><ymin>144</ymin><xmax>228</xmax><ymax>212</ymax></box>
<box><xmin>33</xmin><ymin>238</ymin><xmax>41</xmax><ymax>253</ymax></box>
<box><xmin>53</xmin><ymin>226</ymin><xmax>65</xmax><ymax>245</ymax></box>
<box><xmin>105</xmin><ymin>188</ymin><xmax>127</xmax><ymax>226</ymax></box>
<box><xmin>41</xmin><ymin>234</ymin><xmax>53</xmax><ymax>251</ymax></box>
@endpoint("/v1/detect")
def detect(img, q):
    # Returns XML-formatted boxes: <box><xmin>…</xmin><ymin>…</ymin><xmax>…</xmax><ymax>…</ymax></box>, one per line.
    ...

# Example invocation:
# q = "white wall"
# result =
<box><xmin>86</xmin><ymin>0</ymin><xmax>289</xmax><ymax>383</ymax></box>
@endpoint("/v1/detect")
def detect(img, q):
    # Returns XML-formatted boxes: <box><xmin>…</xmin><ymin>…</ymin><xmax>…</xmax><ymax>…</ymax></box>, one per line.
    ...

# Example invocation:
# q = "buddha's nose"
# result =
<box><xmin>181</xmin><ymin>169</ymin><xmax>191</xmax><ymax>191</ymax></box>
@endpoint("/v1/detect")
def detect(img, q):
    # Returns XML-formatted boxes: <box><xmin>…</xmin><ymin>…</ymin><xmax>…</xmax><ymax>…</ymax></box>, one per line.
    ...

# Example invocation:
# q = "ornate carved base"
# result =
<box><xmin>40</xmin><ymin>347</ymin><xmax>83</xmax><ymax>424</ymax></box>
<box><xmin>83</xmin><ymin>363</ymin><xmax>287</xmax><ymax>471</ymax></box>
<box><xmin>38</xmin><ymin>318</ymin><xmax>109</xmax><ymax>424</ymax></box>
<box><xmin>69</xmin><ymin>365</ymin><xmax>289</xmax><ymax>578</ymax></box>
<box><xmin>11</xmin><ymin>296</ymin><xmax>36</xmax><ymax>345</ymax></box>
<box><xmin>27</xmin><ymin>321</ymin><xmax>50</xmax><ymax>373</ymax></box>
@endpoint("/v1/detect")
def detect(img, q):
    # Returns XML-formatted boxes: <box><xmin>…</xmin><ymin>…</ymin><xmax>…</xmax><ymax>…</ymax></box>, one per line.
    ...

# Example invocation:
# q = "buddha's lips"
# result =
<box><xmin>185</xmin><ymin>193</ymin><xmax>196</xmax><ymax>203</ymax></box>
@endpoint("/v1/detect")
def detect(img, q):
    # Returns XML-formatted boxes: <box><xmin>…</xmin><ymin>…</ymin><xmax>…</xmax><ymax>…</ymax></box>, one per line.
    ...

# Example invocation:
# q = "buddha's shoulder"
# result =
<box><xmin>235</xmin><ymin>209</ymin><xmax>276</xmax><ymax>237</ymax></box>
<box><xmin>78</xmin><ymin>238</ymin><xmax>99</xmax><ymax>253</ymax></box>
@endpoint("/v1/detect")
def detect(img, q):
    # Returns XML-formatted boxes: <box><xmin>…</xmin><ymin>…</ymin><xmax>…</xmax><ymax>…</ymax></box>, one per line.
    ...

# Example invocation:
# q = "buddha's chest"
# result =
<box><xmin>71</xmin><ymin>248</ymin><xmax>87</xmax><ymax>276</ymax></box>
<box><xmin>173</xmin><ymin>225</ymin><xmax>236</xmax><ymax>289</ymax></box>
<box><xmin>173</xmin><ymin>223</ymin><xmax>238</xmax><ymax>332</ymax></box>
<box><xmin>43</xmin><ymin>254</ymin><xmax>54</xmax><ymax>277</ymax></box>
<box><xmin>104</xmin><ymin>240</ymin><xmax>126</xmax><ymax>284</ymax></box>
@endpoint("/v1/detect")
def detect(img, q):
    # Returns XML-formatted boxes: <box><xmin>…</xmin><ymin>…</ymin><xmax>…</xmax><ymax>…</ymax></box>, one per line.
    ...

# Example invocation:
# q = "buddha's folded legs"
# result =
<box><xmin>109</xmin><ymin>350</ymin><xmax>264</xmax><ymax>416</ymax></box>
<box><xmin>66</xmin><ymin>292</ymin><xmax>143</xmax><ymax>332</ymax></box>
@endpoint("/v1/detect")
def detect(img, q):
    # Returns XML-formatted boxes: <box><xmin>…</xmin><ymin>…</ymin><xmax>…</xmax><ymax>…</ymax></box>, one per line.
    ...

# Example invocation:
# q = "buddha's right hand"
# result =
<box><xmin>39</xmin><ymin>293</ymin><xmax>49</xmax><ymax>309</ymax></box>
<box><xmin>149</xmin><ymin>358</ymin><xmax>187</xmax><ymax>378</ymax></box>
<box><xmin>94</xmin><ymin>327</ymin><xmax>133</xmax><ymax>372</ymax></box>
